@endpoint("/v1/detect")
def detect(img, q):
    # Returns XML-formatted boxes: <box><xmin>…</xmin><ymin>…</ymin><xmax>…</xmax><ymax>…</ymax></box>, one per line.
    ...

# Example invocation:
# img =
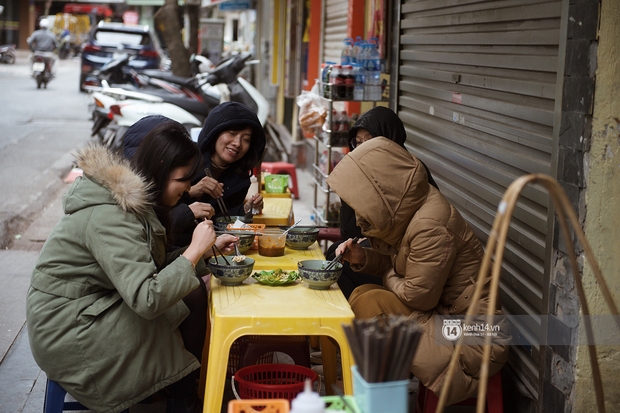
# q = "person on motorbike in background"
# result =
<box><xmin>27</xmin><ymin>18</ymin><xmax>58</xmax><ymax>71</ymax></box>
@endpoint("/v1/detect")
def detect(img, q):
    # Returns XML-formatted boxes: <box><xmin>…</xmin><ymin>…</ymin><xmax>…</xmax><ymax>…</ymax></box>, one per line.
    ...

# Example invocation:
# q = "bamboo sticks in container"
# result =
<box><xmin>343</xmin><ymin>315</ymin><xmax>421</xmax><ymax>383</ymax></box>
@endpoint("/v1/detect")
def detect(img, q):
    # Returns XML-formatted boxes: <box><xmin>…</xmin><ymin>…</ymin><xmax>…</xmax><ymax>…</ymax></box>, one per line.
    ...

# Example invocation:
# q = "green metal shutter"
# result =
<box><xmin>395</xmin><ymin>0</ymin><xmax>564</xmax><ymax>399</ymax></box>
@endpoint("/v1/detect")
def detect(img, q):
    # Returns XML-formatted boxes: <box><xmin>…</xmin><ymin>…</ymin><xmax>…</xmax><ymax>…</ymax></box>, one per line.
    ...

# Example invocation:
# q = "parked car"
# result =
<box><xmin>80</xmin><ymin>22</ymin><xmax>167</xmax><ymax>92</ymax></box>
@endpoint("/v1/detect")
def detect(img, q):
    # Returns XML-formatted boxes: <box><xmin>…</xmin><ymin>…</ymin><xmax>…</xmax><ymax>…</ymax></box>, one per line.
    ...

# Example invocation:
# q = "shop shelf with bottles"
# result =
<box><xmin>310</xmin><ymin>81</ymin><xmax>388</xmax><ymax>227</ymax></box>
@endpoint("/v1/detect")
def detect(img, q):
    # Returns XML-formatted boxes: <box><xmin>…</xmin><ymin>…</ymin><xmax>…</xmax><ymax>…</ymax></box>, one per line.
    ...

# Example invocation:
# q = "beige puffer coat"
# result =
<box><xmin>326</xmin><ymin>138</ymin><xmax>509</xmax><ymax>404</ymax></box>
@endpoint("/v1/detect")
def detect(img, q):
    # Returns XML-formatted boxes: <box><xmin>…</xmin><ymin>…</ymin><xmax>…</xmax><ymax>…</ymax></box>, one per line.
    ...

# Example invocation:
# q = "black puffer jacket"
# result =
<box><xmin>193</xmin><ymin>102</ymin><xmax>266</xmax><ymax>216</ymax></box>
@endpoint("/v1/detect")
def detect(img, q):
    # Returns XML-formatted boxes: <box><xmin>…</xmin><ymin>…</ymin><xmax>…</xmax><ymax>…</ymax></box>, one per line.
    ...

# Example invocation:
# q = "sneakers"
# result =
<box><xmin>310</xmin><ymin>350</ymin><xmax>343</xmax><ymax>379</ymax></box>
<box><xmin>311</xmin><ymin>363</ymin><xmax>343</xmax><ymax>379</ymax></box>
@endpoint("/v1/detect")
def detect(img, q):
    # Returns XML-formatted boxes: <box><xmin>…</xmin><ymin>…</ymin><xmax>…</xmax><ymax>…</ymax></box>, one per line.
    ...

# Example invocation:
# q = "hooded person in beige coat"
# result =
<box><xmin>326</xmin><ymin>137</ymin><xmax>510</xmax><ymax>405</ymax></box>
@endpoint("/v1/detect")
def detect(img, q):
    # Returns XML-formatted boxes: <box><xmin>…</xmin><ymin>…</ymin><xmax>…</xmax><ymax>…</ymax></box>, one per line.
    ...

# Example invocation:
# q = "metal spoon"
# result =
<box><xmin>231</xmin><ymin>242</ymin><xmax>246</xmax><ymax>264</ymax></box>
<box><xmin>281</xmin><ymin>218</ymin><xmax>303</xmax><ymax>236</ymax></box>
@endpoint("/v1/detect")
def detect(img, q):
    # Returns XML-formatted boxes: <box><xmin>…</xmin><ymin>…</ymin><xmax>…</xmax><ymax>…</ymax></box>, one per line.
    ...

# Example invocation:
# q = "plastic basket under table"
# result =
<box><xmin>233</xmin><ymin>364</ymin><xmax>318</xmax><ymax>402</ymax></box>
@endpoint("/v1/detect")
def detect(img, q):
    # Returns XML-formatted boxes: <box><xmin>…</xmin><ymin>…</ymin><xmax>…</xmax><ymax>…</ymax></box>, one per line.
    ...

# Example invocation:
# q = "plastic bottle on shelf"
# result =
<box><xmin>321</xmin><ymin>61</ymin><xmax>334</xmax><ymax>98</ymax></box>
<box><xmin>352</xmin><ymin>36</ymin><xmax>363</xmax><ymax>64</ymax></box>
<box><xmin>356</xmin><ymin>41</ymin><xmax>368</xmax><ymax>73</ymax></box>
<box><xmin>338</xmin><ymin>111</ymin><xmax>350</xmax><ymax>132</ymax></box>
<box><xmin>332</xmin><ymin>109</ymin><xmax>340</xmax><ymax>133</ymax></box>
<box><xmin>290</xmin><ymin>379</ymin><xmax>325</xmax><ymax>413</ymax></box>
<box><xmin>341</xmin><ymin>64</ymin><xmax>354</xmax><ymax>100</ymax></box>
<box><xmin>329</xmin><ymin>64</ymin><xmax>344</xmax><ymax>99</ymax></box>
<box><xmin>352</xmin><ymin>63</ymin><xmax>365</xmax><ymax>100</ymax></box>
<box><xmin>341</xmin><ymin>37</ymin><xmax>353</xmax><ymax>64</ymax></box>
<box><xmin>365</xmin><ymin>38</ymin><xmax>382</xmax><ymax>101</ymax></box>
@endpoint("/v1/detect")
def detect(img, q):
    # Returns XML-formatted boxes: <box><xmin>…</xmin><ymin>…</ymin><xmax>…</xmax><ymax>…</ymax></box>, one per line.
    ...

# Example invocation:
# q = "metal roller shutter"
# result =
<box><xmin>396</xmin><ymin>0</ymin><xmax>564</xmax><ymax>398</ymax></box>
<box><xmin>322</xmin><ymin>0</ymin><xmax>349</xmax><ymax>65</ymax></box>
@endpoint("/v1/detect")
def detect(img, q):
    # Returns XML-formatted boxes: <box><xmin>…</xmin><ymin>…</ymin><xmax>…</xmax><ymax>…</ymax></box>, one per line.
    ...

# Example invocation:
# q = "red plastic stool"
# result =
<box><xmin>260</xmin><ymin>162</ymin><xmax>299</xmax><ymax>199</ymax></box>
<box><xmin>238</xmin><ymin>336</ymin><xmax>311</xmax><ymax>369</ymax></box>
<box><xmin>317</xmin><ymin>227</ymin><xmax>342</xmax><ymax>254</ymax></box>
<box><xmin>417</xmin><ymin>373</ymin><xmax>504</xmax><ymax>413</ymax></box>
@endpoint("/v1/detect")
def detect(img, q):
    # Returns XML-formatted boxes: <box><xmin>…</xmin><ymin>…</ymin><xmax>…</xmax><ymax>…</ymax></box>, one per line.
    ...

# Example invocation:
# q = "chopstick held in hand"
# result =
<box><xmin>204</xmin><ymin>167</ymin><xmax>232</xmax><ymax>221</ymax></box>
<box><xmin>325</xmin><ymin>237</ymin><xmax>360</xmax><ymax>271</ymax></box>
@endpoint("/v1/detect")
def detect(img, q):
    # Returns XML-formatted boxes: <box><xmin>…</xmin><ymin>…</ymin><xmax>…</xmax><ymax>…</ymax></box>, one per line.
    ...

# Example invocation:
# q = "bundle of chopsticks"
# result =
<box><xmin>343</xmin><ymin>315</ymin><xmax>422</xmax><ymax>383</ymax></box>
<box><xmin>204</xmin><ymin>167</ymin><xmax>232</xmax><ymax>221</ymax></box>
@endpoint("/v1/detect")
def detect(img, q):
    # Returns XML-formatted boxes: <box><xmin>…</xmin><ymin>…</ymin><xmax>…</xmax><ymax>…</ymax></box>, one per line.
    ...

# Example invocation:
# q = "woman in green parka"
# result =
<box><xmin>26</xmin><ymin>122</ymin><xmax>233</xmax><ymax>413</ymax></box>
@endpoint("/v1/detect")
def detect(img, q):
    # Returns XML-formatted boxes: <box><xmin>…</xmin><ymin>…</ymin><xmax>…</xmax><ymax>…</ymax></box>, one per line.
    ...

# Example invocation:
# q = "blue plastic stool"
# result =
<box><xmin>44</xmin><ymin>379</ymin><xmax>129</xmax><ymax>413</ymax></box>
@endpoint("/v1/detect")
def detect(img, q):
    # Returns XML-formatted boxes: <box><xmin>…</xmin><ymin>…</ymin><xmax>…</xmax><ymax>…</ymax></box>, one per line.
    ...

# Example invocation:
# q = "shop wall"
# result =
<box><xmin>574</xmin><ymin>0</ymin><xmax>620</xmax><ymax>410</ymax></box>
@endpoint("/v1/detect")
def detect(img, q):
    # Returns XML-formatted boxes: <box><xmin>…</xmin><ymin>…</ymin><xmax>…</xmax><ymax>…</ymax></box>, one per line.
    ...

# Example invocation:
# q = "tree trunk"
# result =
<box><xmin>187</xmin><ymin>4</ymin><xmax>199</xmax><ymax>56</ymax></box>
<box><xmin>154</xmin><ymin>0</ymin><xmax>191</xmax><ymax>77</ymax></box>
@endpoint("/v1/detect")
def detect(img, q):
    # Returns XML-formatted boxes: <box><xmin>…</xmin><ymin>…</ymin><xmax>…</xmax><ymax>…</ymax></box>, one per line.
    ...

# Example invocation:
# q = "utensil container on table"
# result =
<box><xmin>264</xmin><ymin>174</ymin><xmax>289</xmax><ymax>194</ymax></box>
<box><xmin>258</xmin><ymin>229</ymin><xmax>287</xmax><ymax>257</ymax></box>
<box><xmin>351</xmin><ymin>366</ymin><xmax>408</xmax><ymax>413</ymax></box>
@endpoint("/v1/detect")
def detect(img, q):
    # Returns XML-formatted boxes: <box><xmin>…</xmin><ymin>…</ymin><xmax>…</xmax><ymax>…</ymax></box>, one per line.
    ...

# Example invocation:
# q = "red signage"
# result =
<box><xmin>63</xmin><ymin>3</ymin><xmax>113</xmax><ymax>17</ymax></box>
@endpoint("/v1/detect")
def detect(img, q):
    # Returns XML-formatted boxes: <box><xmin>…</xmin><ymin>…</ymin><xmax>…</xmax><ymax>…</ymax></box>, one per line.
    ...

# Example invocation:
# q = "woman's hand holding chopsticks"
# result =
<box><xmin>188</xmin><ymin>175</ymin><xmax>224</xmax><ymax>199</ymax></box>
<box><xmin>183</xmin><ymin>219</ymin><xmax>217</xmax><ymax>267</ymax></box>
<box><xmin>335</xmin><ymin>237</ymin><xmax>366</xmax><ymax>266</ymax></box>
<box><xmin>202</xmin><ymin>233</ymin><xmax>238</xmax><ymax>259</ymax></box>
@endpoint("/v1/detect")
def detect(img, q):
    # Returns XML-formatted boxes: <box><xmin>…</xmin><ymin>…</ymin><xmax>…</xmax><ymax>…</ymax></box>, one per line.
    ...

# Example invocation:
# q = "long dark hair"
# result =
<box><xmin>131</xmin><ymin>122</ymin><xmax>201</xmax><ymax>234</ymax></box>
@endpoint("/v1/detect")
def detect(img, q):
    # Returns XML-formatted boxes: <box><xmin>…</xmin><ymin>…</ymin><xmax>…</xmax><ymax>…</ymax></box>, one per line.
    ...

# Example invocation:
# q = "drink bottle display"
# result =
<box><xmin>338</xmin><ymin>111</ymin><xmax>350</xmax><ymax>132</ymax></box>
<box><xmin>352</xmin><ymin>36</ymin><xmax>363</xmax><ymax>64</ymax></box>
<box><xmin>321</xmin><ymin>61</ymin><xmax>334</xmax><ymax>98</ymax></box>
<box><xmin>329</xmin><ymin>64</ymin><xmax>346</xmax><ymax>99</ymax></box>
<box><xmin>342</xmin><ymin>64</ymin><xmax>354</xmax><ymax>100</ymax></box>
<box><xmin>365</xmin><ymin>38</ymin><xmax>382</xmax><ymax>101</ymax></box>
<box><xmin>341</xmin><ymin>37</ymin><xmax>353</xmax><ymax>65</ymax></box>
<box><xmin>352</xmin><ymin>63</ymin><xmax>365</xmax><ymax>100</ymax></box>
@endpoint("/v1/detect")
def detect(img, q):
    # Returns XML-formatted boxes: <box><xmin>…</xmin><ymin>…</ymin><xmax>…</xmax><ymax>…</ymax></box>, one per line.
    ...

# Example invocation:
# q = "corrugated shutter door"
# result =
<box><xmin>322</xmin><ymin>0</ymin><xmax>349</xmax><ymax>65</ymax></box>
<box><xmin>396</xmin><ymin>0</ymin><xmax>563</xmax><ymax>398</ymax></box>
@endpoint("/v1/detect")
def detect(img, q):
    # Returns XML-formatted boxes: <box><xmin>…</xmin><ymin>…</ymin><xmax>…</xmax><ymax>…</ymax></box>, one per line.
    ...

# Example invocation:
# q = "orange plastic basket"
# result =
<box><xmin>228</xmin><ymin>399</ymin><xmax>290</xmax><ymax>413</ymax></box>
<box><xmin>232</xmin><ymin>364</ymin><xmax>318</xmax><ymax>402</ymax></box>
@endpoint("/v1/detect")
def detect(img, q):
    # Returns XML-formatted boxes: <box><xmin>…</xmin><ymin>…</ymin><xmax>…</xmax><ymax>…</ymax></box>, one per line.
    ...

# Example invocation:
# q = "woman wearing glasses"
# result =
<box><xmin>326</xmin><ymin>106</ymin><xmax>438</xmax><ymax>299</ymax></box>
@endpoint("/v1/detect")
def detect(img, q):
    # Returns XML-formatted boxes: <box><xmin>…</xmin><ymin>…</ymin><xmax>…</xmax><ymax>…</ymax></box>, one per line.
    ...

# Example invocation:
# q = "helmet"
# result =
<box><xmin>39</xmin><ymin>18</ymin><xmax>49</xmax><ymax>29</ymax></box>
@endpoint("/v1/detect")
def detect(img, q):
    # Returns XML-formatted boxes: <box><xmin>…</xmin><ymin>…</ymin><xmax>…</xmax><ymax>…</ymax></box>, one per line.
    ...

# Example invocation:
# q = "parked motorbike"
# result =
<box><xmin>58</xmin><ymin>34</ymin><xmax>72</xmax><ymax>60</ymax></box>
<box><xmin>31</xmin><ymin>51</ymin><xmax>55</xmax><ymax>89</ymax></box>
<box><xmin>92</xmin><ymin>53</ymin><xmax>268</xmax><ymax>153</ymax></box>
<box><xmin>0</xmin><ymin>44</ymin><xmax>16</xmax><ymax>64</ymax></box>
<box><xmin>88</xmin><ymin>53</ymin><xmax>214</xmax><ymax>144</ymax></box>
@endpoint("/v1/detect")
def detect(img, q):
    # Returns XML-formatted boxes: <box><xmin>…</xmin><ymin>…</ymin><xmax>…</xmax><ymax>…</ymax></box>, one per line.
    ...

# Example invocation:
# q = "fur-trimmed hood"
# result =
<box><xmin>65</xmin><ymin>145</ymin><xmax>152</xmax><ymax>216</ymax></box>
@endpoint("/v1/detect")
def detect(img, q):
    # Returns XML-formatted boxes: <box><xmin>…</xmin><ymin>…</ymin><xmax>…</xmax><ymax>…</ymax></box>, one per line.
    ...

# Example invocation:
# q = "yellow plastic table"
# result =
<box><xmin>201</xmin><ymin>256</ymin><xmax>355</xmax><ymax>413</ymax></box>
<box><xmin>252</xmin><ymin>197</ymin><xmax>294</xmax><ymax>226</ymax></box>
